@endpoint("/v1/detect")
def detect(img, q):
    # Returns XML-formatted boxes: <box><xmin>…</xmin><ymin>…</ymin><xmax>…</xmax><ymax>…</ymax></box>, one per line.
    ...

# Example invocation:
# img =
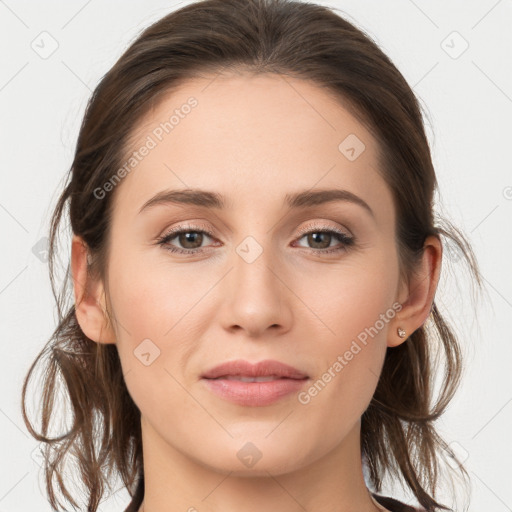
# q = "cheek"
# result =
<box><xmin>294</xmin><ymin>288</ymin><xmax>393</xmax><ymax>453</ymax></box>
<box><xmin>105</xmin><ymin>267</ymin><xmax>195</xmax><ymax>425</ymax></box>
<box><xmin>104</xmin><ymin>250</ymin><xmax>213</xmax><ymax>399</ymax></box>
<box><xmin>297</xmin><ymin>253</ymin><xmax>397</xmax><ymax>412</ymax></box>
<box><xmin>108</xmin><ymin>248</ymin><xmax>208</xmax><ymax>341</ymax></box>
<box><xmin>304</xmin><ymin>251</ymin><xmax>398</xmax><ymax>342</ymax></box>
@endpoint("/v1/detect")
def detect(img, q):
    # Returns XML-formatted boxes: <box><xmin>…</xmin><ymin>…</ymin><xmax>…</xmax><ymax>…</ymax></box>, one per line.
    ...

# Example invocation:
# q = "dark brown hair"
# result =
<box><xmin>21</xmin><ymin>0</ymin><xmax>483</xmax><ymax>511</ymax></box>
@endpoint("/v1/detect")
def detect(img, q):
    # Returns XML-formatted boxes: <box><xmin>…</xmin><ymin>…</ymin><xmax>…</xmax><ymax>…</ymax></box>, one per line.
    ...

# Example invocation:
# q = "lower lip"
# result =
<box><xmin>201</xmin><ymin>377</ymin><xmax>309</xmax><ymax>406</ymax></box>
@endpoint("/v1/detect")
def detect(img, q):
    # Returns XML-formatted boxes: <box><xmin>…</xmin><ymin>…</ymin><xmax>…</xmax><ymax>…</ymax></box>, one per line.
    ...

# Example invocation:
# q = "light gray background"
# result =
<box><xmin>1</xmin><ymin>0</ymin><xmax>510</xmax><ymax>510</ymax></box>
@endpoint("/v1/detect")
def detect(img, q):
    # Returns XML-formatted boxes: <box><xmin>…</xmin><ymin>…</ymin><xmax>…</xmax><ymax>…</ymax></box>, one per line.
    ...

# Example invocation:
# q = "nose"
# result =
<box><xmin>216</xmin><ymin>240</ymin><xmax>293</xmax><ymax>338</ymax></box>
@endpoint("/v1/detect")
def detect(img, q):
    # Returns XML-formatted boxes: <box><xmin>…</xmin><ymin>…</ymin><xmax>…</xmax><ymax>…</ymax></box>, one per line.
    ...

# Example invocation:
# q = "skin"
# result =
<box><xmin>71</xmin><ymin>72</ymin><xmax>442</xmax><ymax>512</ymax></box>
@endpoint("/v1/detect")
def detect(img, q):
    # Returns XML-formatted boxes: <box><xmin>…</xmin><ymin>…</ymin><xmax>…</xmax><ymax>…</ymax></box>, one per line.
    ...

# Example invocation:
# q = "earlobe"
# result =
<box><xmin>71</xmin><ymin>234</ymin><xmax>116</xmax><ymax>344</ymax></box>
<box><xmin>388</xmin><ymin>235</ymin><xmax>442</xmax><ymax>348</ymax></box>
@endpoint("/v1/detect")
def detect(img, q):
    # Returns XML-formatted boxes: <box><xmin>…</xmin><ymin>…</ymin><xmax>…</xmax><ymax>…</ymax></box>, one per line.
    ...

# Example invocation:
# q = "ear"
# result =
<box><xmin>71</xmin><ymin>234</ymin><xmax>116</xmax><ymax>344</ymax></box>
<box><xmin>388</xmin><ymin>235</ymin><xmax>443</xmax><ymax>347</ymax></box>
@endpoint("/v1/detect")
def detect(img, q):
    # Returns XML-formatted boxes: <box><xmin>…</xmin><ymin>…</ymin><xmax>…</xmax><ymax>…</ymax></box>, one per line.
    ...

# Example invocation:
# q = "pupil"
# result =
<box><xmin>180</xmin><ymin>232</ymin><xmax>202</xmax><ymax>248</ymax></box>
<box><xmin>309</xmin><ymin>232</ymin><xmax>330</xmax><ymax>248</ymax></box>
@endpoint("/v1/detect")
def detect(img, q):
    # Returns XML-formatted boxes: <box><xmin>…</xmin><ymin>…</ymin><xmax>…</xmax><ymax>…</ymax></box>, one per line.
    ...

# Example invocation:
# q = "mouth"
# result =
<box><xmin>200</xmin><ymin>359</ymin><xmax>309</xmax><ymax>406</ymax></box>
<box><xmin>201</xmin><ymin>358</ymin><xmax>309</xmax><ymax>380</ymax></box>
<box><xmin>210</xmin><ymin>375</ymin><xmax>305</xmax><ymax>383</ymax></box>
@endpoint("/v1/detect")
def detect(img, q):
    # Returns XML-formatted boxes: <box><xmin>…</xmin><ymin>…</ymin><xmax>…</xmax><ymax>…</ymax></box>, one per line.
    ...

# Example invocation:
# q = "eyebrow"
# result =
<box><xmin>138</xmin><ymin>188</ymin><xmax>374</xmax><ymax>218</ymax></box>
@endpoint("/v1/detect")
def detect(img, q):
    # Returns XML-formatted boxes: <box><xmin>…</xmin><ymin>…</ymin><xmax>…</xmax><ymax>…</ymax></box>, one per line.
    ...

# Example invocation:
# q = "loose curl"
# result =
<box><xmin>21</xmin><ymin>0</ymin><xmax>483</xmax><ymax>511</ymax></box>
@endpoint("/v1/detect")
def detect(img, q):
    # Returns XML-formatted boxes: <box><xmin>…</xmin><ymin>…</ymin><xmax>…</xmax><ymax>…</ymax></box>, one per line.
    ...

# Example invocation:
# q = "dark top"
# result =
<box><xmin>372</xmin><ymin>492</ymin><xmax>425</xmax><ymax>511</ymax></box>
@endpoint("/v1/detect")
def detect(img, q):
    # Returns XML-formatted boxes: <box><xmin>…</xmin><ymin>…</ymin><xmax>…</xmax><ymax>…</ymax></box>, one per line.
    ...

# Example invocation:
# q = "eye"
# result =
<box><xmin>156</xmin><ymin>222</ymin><xmax>355</xmax><ymax>256</ymax></box>
<box><xmin>156</xmin><ymin>225</ymin><xmax>216</xmax><ymax>254</ymax></box>
<box><xmin>293</xmin><ymin>223</ymin><xmax>354</xmax><ymax>255</ymax></box>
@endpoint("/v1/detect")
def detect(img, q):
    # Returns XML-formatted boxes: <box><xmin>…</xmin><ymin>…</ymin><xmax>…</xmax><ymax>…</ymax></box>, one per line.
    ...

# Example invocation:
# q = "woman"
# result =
<box><xmin>21</xmin><ymin>0</ymin><xmax>482</xmax><ymax>511</ymax></box>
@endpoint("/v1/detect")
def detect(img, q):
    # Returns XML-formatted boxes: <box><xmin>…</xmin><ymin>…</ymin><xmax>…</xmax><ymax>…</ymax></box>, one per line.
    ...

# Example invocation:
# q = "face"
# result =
<box><xmin>102</xmin><ymin>73</ymin><xmax>403</xmax><ymax>476</ymax></box>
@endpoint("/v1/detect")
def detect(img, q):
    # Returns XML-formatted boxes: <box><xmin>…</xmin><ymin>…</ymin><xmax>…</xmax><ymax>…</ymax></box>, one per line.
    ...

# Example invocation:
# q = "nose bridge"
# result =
<box><xmin>218</xmin><ymin>230</ymin><xmax>292</xmax><ymax>335</ymax></box>
<box><xmin>233</xmin><ymin>231</ymin><xmax>282</xmax><ymax>301</ymax></box>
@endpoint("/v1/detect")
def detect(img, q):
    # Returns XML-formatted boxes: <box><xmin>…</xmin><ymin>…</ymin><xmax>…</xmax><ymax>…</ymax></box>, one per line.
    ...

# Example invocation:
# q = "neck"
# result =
<box><xmin>137</xmin><ymin>417</ymin><xmax>382</xmax><ymax>512</ymax></box>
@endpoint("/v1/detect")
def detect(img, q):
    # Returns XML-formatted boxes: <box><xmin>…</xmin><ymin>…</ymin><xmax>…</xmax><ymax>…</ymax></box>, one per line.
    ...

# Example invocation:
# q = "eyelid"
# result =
<box><xmin>294</xmin><ymin>220</ymin><xmax>352</xmax><ymax>238</ymax></box>
<box><xmin>158</xmin><ymin>220</ymin><xmax>351</xmax><ymax>242</ymax></box>
<box><xmin>159</xmin><ymin>221</ymin><xmax>215</xmax><ymax>238</ymax></box>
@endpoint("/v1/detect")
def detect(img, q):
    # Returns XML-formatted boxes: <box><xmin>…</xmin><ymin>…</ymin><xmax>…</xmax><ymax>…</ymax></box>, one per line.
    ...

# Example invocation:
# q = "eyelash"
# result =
<box><xmin>155</xmin><ymin>223</ymin><xmax>355</xmax><ymax>256</ymax></box>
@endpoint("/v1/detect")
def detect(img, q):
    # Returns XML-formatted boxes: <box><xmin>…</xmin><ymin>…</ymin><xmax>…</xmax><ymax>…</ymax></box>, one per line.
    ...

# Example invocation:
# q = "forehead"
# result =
<box><xmin>111</xmin><ymin>72</ymin><xmax>393</xmax><ymax>227</ymax></box>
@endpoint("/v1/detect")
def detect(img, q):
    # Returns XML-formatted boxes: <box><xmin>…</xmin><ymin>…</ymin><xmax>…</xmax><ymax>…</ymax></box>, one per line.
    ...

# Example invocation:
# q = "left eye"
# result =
<box><xmin>294</xmin><ymin>229</ymin><xmax>354</xmax><ymax>252</ymax></box>
<box><xmin>156</xmin><ymin>226</ymin><xmax>354</xmax><ymax>255</ymax></box>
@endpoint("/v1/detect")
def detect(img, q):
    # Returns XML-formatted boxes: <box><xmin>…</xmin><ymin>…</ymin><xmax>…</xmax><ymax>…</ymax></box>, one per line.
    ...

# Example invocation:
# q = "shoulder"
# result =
<box><xmin>371</xmin><ymin>492</ymin><xmax>426</xmax><ymax>512</ymax></box>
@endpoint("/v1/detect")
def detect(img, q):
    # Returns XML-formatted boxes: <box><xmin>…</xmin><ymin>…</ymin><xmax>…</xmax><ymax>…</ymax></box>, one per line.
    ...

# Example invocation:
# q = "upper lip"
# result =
<box><xmin>201</xmin><ymin>359</ymin><xmax>309</xmax><ymax>379</ymax></box>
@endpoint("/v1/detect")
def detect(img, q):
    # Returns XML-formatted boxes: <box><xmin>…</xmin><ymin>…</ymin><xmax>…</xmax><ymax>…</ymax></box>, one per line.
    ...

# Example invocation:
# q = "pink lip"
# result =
<box><xmin>201</xmin><ymin>359</ymin><xmax>309</xmax><ymax>407</ymax></box>
<box><xmin>201</xmin><ymin>359</ymin><xmax>308</xmax><ymax>379</ymax></box>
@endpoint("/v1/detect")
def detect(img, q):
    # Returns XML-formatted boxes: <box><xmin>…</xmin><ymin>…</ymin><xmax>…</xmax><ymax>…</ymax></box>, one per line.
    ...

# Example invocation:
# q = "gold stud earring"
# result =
<box><xmin>397</xmin><ymin>327</ymin><xmax>406</xmax><ymax>338</ymax></box>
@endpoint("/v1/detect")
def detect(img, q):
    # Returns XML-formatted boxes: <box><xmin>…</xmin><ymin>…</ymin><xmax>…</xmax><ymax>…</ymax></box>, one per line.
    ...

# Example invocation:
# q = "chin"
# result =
<box><xmin>191</xmin><ymin>437</ymin><xmax>314</xmax><ymax>477</ymax></box>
